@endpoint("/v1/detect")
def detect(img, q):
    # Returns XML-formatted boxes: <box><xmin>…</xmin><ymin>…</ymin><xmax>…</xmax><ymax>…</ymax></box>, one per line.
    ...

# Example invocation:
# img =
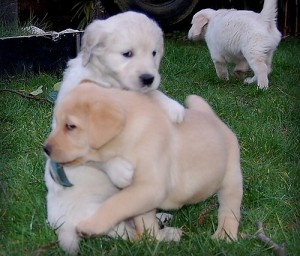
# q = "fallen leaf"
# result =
<box><xmin>30</xmin><ymin>86</ymin><xmax>43</xmax><ymax>96</ymax></box>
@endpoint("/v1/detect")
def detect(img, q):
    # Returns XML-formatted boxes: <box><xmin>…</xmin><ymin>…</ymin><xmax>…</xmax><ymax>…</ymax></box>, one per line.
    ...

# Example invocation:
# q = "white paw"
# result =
<box><xmin>244</xmin><ymin>76</ymin><xmax>256</xmax><ymax>84</ymax></box>
<box><xmin>104</xmin><ymin>157</ymin><xmax>134</xmax><ymax>188</ymax></box>
<box><xmin>165</xmin><ymin>100</ymin><xmax>185</xmax><ymax>123</ymax></box>
<box><xmin>157</xmin><ymin>227</ymin><xmax>182</xmax><ymax>242</ymax></box>
<box><xmin>257</xmin><ymin>80</ymin><xmax>269</xmax><ymax>90</ymax></box>
<box><xmin>148</xmin><ymin>90</ymin><xmax>185</xmax><ymax>123</ymax></box>
<box><xmin>217</xmin><ymin>73</ymin><xmax>229</xmax><ymax>81</ymax></box>
<box><xmin>212</xmin><ymin>228</ymin><xmax>237</xmax><ymax>242</ymax></box>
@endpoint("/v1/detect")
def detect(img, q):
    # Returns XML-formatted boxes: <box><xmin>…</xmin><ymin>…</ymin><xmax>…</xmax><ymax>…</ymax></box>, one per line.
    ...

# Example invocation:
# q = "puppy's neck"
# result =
<box><xmin>200</xmin><ymin>24</ymin><xmax>208</xmax><ymax>39</ymax></box>
<box><xmin>86</xmin><ymin>57</ymin><xmax>122</xmax><ymax>89</ymax></box>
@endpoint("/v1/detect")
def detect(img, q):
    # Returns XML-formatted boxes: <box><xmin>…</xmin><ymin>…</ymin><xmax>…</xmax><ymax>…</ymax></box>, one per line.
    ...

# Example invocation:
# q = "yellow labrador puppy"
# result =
<box><xmin>44</xmin><ymin>80</ymin><xmax>243</xmax><ymax>241</ymax></box>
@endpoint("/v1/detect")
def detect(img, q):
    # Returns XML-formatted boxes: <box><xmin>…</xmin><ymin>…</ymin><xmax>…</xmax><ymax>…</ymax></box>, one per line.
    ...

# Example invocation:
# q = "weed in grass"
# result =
<box><xmin>0</xmin><ymin>13</ymin><xmax>51</xmax><ymax>38</ymax></box>
<box><xmin>0</xmin><ymin>37</ymin><xmax>299</xmax><ymax>255</ymax></box>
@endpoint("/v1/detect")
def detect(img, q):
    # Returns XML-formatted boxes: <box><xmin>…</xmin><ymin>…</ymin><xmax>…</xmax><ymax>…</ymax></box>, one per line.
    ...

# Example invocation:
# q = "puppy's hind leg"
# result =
<box><xmin>213</xmin><ymin>156</ymin><xmax>243</xmax><ymax>241</ymax></box>
<box><xmin>244</xmin><ymin>55</ymin><xmax>269</xmax><ymax>89</ymax></box>
<box><xmin>57</xmin><ymin>227</ymin><xmax>81</xmax><ymax>255</ymax></box>
<box><xmin>266</xmin><ymin>51</ymin><xmax>275</xmax><ymax>75</ymax></box>
<box><xmin>213</xmin><ymin>60</ymin><xmax>229</xmax><ymax>81</ymax></box>
<box><xmin>233</xmin><ymin>59</ymin><xmax>249</xmax><ymax>79</ymax></box>
<box><xmin>213</xmin><ymin>178</ymin><xmax>242</xmax><ymax>241</ymax></box>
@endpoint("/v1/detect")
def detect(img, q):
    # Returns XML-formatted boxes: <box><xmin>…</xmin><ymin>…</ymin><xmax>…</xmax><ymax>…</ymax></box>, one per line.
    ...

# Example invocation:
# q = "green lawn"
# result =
<box><xmin>0</xmin><ymin>36</ymin><xmax>299</xmax><ymax>255</ymax></box>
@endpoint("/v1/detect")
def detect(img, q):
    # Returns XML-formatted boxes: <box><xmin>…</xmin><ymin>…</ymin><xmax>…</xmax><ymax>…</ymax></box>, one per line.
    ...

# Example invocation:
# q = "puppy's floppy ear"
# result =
<box><xmin>81</xmin><ymin>20</ymin><xmax>108</xmax><ymax>66</ymax></box>
<box><xmin>189</xmin><ymin>9</ymin><xmax>213</xmax><ymax>38</ymax></box>
<box><xmin>88</xmin><ymin>100</ymin><xmax>125</xmax><ymax>149</ymax></box>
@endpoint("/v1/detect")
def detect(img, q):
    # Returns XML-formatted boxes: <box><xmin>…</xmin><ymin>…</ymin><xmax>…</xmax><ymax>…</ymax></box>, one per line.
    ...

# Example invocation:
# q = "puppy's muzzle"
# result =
<box><xmin>140</xmin><ymin>74</ymin><xmax>154</xmax><ymax>87</ymax></box>
<box><xmin>43</xmin><ymin>144</ymin><xmax>52</xmax><ymax>156</ymax></box>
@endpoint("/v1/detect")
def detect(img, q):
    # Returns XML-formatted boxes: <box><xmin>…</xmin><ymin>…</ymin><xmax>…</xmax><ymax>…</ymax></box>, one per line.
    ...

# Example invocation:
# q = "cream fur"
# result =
<box><xmin>44</xmin><ymin>81</ymin><xmax>243</xmax><ymax>242</ymax></box>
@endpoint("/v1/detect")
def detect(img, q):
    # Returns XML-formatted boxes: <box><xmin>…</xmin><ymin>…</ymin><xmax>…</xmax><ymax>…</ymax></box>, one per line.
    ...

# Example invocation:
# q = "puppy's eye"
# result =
<box><xmin>122</xmin><ymin>51</ymin><xmax>133</xmax><ymax>58</ymax></box>
<box><xmin>152</xmin><ymin>51</ymin><xmax>157</xmax><ymax>57</ymax></box>
<box><xmin>65</xmin><ymin>124</ymin><xmax>76</xmax><ymax>131</ymax></box>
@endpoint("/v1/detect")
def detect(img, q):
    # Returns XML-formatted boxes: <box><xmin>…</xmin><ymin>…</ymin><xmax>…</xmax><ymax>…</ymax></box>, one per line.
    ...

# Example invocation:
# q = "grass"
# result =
<box><xmin>0</xmin><ymin>36</ymin><xmax>299</xmax><ymax>255</ymax></box>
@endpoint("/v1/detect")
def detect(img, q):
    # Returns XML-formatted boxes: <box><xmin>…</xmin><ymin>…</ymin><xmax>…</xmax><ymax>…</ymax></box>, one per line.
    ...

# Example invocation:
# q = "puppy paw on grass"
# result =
<box><xmin>211</xmin><ymin>229</ymin><xmax>238</xmax><ymax>242</ymax></box>
<box><xmin>156</xmin><ymin>227</ymin><xmax>183</xmax><ymax>242</ymax></box>
<box><xmin>76</xmin><ymin>219</ymin><xmax>104</xmax><ymax>238</ymax></box>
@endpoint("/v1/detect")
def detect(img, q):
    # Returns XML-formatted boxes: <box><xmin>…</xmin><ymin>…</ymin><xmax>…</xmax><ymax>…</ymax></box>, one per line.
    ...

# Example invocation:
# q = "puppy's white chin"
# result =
<box><xmin>138</xmin><ymin>86</ymin><xmax>157</xmax><ymax>93</ymax></box>
<box><xmin>123</xmin><ymin>84</ymin><xmax>158</xmax><ymax>93</ymax></box>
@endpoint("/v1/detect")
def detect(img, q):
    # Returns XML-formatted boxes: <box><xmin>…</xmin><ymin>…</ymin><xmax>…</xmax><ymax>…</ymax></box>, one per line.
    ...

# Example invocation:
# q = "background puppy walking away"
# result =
<box><xmin>188</xmin><ymin>0</ymin><xmax>281</xmax><ymax>89</ymax></box>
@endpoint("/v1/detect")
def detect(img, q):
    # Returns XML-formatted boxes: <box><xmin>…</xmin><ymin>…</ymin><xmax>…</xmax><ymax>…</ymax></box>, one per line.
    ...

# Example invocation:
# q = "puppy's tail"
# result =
<box><xmin>186</xmin><ymin>95</ymin><xmax>215</xmax><ymax>116</ymax></box>
<box><xmin>260</xmin><ymin>0</ymin><xmax>278</xmax><ymax>24</ymax></box>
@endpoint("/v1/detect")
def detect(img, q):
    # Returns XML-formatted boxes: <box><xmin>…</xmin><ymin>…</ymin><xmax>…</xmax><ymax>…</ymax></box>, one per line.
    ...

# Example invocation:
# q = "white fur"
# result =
<box><xmin>45</xmin><ymin>160</ymin><xmax>180</xmax><ymax>255</ymax></box>
<box><xmin>45</xmin><ymin>162</ymin><xmax>136</xmax><ymax>255</ymax></box>
<box><xmin>188</xmin><ymin>0</ymin><xmax>281</xmax><ymax>89</ymax></box>
<box><xmin>55</xmin><ymin>11</ymin><xmax>184</xmax><ymax>123</ymax></box>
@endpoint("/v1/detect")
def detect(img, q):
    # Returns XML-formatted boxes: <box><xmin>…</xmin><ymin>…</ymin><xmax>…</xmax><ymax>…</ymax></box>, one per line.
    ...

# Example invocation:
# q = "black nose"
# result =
<box><xmin>43</xmin><ymin>144</ymin><xmax>52</xmax><ymax>156</ymax></box>
<box><xmin>140</xmin><ymin>74</ymin><xmax>154</xmax><ymax>87</ymax></box>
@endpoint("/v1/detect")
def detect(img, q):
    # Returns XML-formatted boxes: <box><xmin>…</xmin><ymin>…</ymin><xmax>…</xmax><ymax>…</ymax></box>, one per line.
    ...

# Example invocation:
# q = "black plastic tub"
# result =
<box><xmin>0</xmin><ymin>31</ymin><xmax>83</xmax><ymax>76</ymax></box>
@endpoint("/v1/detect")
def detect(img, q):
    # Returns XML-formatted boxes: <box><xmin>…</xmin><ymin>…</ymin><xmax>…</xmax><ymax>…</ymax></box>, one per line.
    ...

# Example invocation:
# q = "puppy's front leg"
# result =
<box><xmin>76</xmin><ymin>184</ymin><xmax>163</xmax><ymax>237</ymax></box>
<box><xmin>134</xmin><ymin>210</ymin><xmax>159</xmax><ymax>238</ymax></box>
<box><xmin>213</xmin><ymin>60</ymin><xmax>229</xmax><ymax>81</ymax></box>
<box><xmin>148</xmin><ymin>90</ymin><xmax>185</xmax><ymax>123</ymax></box>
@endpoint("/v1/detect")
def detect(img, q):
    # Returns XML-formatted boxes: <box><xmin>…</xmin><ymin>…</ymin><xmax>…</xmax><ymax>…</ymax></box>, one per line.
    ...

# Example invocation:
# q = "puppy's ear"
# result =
<box><xmin>81</xmin><ymin>20</ymin><xmax>108</xmax><ymax>66</ymax></box>
<box><xmin>88</xmin><ymin>101</ymin><xmax>125</xmax><ymax>149</ymax></box>
<box><xmin>190</xmin><ymin>10</ymin><xmax>211</xmax><ymax>38</ymax></box>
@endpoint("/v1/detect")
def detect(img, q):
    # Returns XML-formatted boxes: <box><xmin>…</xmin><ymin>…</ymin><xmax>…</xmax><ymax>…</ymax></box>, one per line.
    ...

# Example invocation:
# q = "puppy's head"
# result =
<box><xmin>81</xmin><ymin>11</ymin><xmax>164</xmax><ymax>92</ymax></box>
<box><xmin>188</xmin><ymin>9</ymin><xmax>215</xmax><ymax>40</ymax></box>
<box><xmin>44</xmin><ymin>82</ymin><xmax>125</xmax><ymax>166</ymax></box>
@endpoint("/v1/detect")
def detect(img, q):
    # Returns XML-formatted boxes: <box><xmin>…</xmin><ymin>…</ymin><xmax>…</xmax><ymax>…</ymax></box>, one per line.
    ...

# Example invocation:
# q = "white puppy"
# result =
<box><xmin>46</xmin><ymin>159</ymin><xmax>178</xmax><ymax>255</ymax></box>
<box><xmin>188</xmin><ymin>0</ymin><xmax>281</xmax><ymax>89</ymax></box>
<box><xmin>56</xmin><ymin>11</ymin><xmax>184</xmax><ymax>122</ymax></box>
<box><xmin>45</xmin><ymin>162</ymin><xmax>136</xmax><ymax>255</ymax></box>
